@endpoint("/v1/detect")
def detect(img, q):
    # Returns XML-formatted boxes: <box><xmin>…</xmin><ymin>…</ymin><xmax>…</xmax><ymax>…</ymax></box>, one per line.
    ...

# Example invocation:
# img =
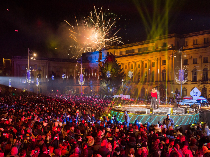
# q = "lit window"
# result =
<box><xmin>162</xmin><ymin>60</ymin><xmax>166</xmax><ymax>65</ymax></box>
<box><xmin>145</xmin><ymin>63</ymin><xmax>147</xmax><ymax>68</ymax></box>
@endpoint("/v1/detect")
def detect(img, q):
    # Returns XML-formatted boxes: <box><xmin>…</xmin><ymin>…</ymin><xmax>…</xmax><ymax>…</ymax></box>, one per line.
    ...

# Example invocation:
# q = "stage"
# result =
<box><xmin>110</xmin><ymin>104</ymin><xmax>200</xmax><ymax>125</ymax></box>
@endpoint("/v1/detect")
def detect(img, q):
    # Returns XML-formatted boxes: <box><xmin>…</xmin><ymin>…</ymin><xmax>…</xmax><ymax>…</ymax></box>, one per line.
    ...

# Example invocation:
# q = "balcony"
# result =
<box><xmin>191</xmin><ymin>80</ymin><xmax>197</xmax><ymax>84</ymax></box>
<box><xmin>201</xmin><ymin>78</ymin><xmax>209</xmax><ymax>84</ymax></box>
<box><xmin>192</xmin><ymin>44</ymin><xmax>200</xmax><ymax>48</ymax></box>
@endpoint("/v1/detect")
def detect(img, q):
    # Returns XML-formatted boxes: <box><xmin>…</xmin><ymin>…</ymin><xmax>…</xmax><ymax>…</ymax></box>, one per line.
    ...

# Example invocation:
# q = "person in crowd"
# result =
<box><xmin>163</xmin><ymin>114</ymin><xmax>174</xmax><ymax>129</ymax></box>
<box><xmin>124</xmin><ymin>111</ymin><xmax>130</xmax><ymax>127</ymax></box>
<box><xmin>98</xmin><ymin>137</ymin><xmax>111</xmax><ymax>157</ymax></box>
<box><xmin>39</xmin><ymin>147</ymin><xmax>51</xmax><ymax>157</ymax></box>
<box><xmin>6</xmin><ymin>147</ymin><xmax>19</xmax><ymax>157</ymax></box>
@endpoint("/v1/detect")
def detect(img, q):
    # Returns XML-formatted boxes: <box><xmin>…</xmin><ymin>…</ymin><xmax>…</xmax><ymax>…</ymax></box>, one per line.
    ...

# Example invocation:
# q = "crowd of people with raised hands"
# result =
<box><xmin>0</xmin><ymin>93</ymin><xmax>210</xmax><ymax>157</ymax></box>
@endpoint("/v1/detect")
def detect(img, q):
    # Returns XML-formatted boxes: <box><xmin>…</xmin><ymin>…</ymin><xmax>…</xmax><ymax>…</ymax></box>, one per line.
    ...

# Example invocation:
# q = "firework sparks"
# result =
<box><xmin>65</xmin><ymin>6</ymin><xmax>123</xmax><ymax>57</ymax></box>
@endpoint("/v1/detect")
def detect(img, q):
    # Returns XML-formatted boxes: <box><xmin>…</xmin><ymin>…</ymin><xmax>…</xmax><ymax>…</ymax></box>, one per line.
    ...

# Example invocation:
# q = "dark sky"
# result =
<box><xmin>1</xmin><ymin>0</ymin><xmax>210</xmax><ymax>59</ymax></box>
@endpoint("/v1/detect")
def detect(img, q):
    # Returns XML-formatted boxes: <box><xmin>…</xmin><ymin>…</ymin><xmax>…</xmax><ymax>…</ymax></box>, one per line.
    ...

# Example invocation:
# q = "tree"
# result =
<box><xmin>100</xmin><ymin>53</ymin><xmax>125</xmax><ymax>95</ymax></box>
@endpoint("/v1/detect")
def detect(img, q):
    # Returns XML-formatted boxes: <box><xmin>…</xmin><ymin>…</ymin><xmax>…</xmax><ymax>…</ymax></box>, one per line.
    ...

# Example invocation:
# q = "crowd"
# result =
<box><xmin>0</xmin><ymin>93</ymin><xmax>210</xmax><ymax>157</ymax></box>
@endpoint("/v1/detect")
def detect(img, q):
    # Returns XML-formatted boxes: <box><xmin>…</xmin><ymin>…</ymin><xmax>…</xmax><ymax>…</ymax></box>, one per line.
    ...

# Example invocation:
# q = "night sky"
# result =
<box><xmin>1</xmin><ymin>0</ymin><xmax>210</xmax><ymax>60</ymax></box>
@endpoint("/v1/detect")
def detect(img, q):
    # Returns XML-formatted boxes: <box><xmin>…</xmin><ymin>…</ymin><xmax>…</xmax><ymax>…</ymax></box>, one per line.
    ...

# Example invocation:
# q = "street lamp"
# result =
<box><xmin>175</xmin><ymin>47</ymin><xmax>187</xmax><ymax>98</ymax></box>
<box><xmin>27</xmin><ymin>48</ymin><xmax>37</xmax><ymax>91</ymax></box>
<box><xmin>77</xmin><ymin>56</ymin><xmax>84</xmax><ymax>95</ymax></box>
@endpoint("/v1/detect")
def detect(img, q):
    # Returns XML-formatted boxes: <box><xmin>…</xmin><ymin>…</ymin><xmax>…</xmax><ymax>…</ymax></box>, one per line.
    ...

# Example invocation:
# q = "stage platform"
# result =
<box><xmin>110</xmin><ymin>105</ymin><xmax>199</xmax><ymax>125</ymax></box>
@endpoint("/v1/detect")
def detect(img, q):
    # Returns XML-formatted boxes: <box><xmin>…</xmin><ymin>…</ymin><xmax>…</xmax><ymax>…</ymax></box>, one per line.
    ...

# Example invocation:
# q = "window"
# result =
<box><xmin>120</xmin><ymin>51</ymin><xmax>123</xmax><ymax>55</ymax></box>
<box><xmin>183</xmin><ymin>59</ymin><xmax>188</xmax><ymax>65</ymax></box>
<box><xmin>177</xmin><ymin>41</ymin><xmax>179</xmax><ymax>48</ymax></box>
<box><xmin>203</xmin><ymin>68</ymin><xmax>208</xmax><ymax>81</ymax></box>
<box><xmin>162</xmin><ymin>69</ymin><xmax>166</xmax><ymax>81</ymax></box>
<box><xmin>152</xmin><ymin>62</ymin><xmax>155</xmax><ymax>67</ymax></box>
<box><xmin>192</xmin><ymin>69</ymin><xmax>197</xmax><ymax>82</ymax></box>
<box><xmin>204</xmin><ymin>38</ymin><xmax>209</xmax><ymax>44</ymax></box>
<box><xmin>193</xmin><ymin>39</ymin><xmax>198</xmax><ymax>45</ymax></box>
<box><xmin>125</xmin><ymin>65</ymin><xmax>127</xmax><ymax>69</ymax></box>
<box><xmin>131</xmin><ymin>64</ymin><xmax>133</xmax><ymax>69</ymax></box>
<box><xmin>138</xmin><ymin>64</ymin><xmax>140</xmax><ymax>68</ymax></box>
<box><xmin>143</xmin><ymin>47</ymin><xmax>148</xmax><ymax>51</ymax></box>
<box><xmin>126</xmin><ymin>49</ymin><xmax>134</xmax><ymax>54</ymax></box>
<box><xmin>145</xmin><ymin>63</ymin><xmax>147</xmax><ymax>68</ymax></box>
<box><xmin>145</xmin><ymin>47</ymin><xmax>148</xmax><ymax>51</ymax></box>
<box><xmin>163</xmin><ymin>42</ymin><xmax>167</xmax><ymax>47</ymax></box>
<box><xmin>138</xmin><ymin>48</ymin><xmax>142</xmax><ymax>52</ymax></box>
<box><xmin>162</xmin><ymin>60</ymin><xmax>166</xmax><ymax>65</ymax></box>
<box><xmin>185</xmin><ymin>41</ymin><xmax>188</xmax><ymax>46</ymax></box>
<box><xmin>202</xmin><ymin>87</ymin><xmax>207</xmax><ymax>98</ymax></box>
<box><xmin>193</xmin><ymin>58</ymin><xmax>197</xmax><ymax>64</ymax></box>
<box><xmin>183</xmin><ymin>88</ymin><xmax>187</xmax><ymax>97</ymax></box>
<box><xmin>144</xmin><ymin>72</ymin><xmax>147</xmax><ymax>82</ymax></box>
<box><xmin>203</xmin><ymin>57</ymin><xmax>208</xmax><ymax>63</ymax></box>
<box><xmin>152</xmin><ymin>71</ymin><xmax>154</xmax><ymax>82</ymax></box>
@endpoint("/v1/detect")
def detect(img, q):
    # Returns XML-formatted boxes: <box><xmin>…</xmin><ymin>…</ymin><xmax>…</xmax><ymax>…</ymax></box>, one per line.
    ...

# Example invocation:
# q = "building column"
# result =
<box><xmin>141</xmin><ymin>61</ymin><xmax>144</xmax><ymax>82</ymax></box>
<box><xmin>159</xmin><ymin>57</ymin><xmax>161</xmax><ymax>81</ymax></box>
<box><xmin>148</xmin><ymin>60</ymin><xmax>150</xmax><ymax>83</ymax></box>
<box><xmin>155</xmin><ymin>58</ymin><xmax>158</xmax><ymax>83</ymax></box>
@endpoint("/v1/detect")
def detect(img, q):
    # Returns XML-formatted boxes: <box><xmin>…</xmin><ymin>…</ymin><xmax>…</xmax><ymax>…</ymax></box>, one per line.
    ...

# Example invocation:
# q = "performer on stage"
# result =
<box><xmin>124</xmin><ymin>111</ymin><xmax>130</xmax><ymax>126</ymax></box>
<box><xmin>151</xmin><ymin>88</ymin><xmax>157</xmax><ymax>109</ymax></box>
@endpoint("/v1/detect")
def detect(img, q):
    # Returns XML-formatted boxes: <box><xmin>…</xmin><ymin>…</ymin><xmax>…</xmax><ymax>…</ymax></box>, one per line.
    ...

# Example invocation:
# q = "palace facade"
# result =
<box><xmin>104</xmin><ymin>30</ymin><xmax>210</xmax><ymax>98</ymax></box>
<box><xmin>8</xmin><ymin>30</ymin><xmax>210</xmax><ymax>98</ymax></box>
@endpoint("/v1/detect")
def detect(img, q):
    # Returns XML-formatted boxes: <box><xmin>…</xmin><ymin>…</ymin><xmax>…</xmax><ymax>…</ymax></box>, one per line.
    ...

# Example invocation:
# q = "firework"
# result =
<box><xmin>65</xmin><ymin>6</ymin><xmax>123</xmax><ymax>57</ymax></box>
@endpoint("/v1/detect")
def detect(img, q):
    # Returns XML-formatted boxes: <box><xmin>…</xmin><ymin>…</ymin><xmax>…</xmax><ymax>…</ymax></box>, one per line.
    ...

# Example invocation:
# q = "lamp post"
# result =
<box><xmin>180</xmin><ymin>48</ymin><xmax>183</xmax><ymax>97</ymax></box>
<box><xmin>27</xmin><ymin>48</ymin><xmax>37</xmax><ymax>91</ymax></box>
<box><xmin>28</xmin><ymin>48</ymin><xmax>29</xmax><ymax>80</ymax></box>
<box><xmin>78</xmin><ymin>56</ymin><xmax>84</xmax><ymax>95</ymax></box>
<box><xmin>80</xmin><ymin>56</ymin><xmax>83</xmax><ymax>95</ymax></box>
<box><xmin>27</xmin><ymin>48</ymin><xmax>30</xmax><ymax>83</ymax></box>
<box><xmin>175</xmin><ymin>47</ymin><xmax>186</xmax><ymax>98</ymax></box>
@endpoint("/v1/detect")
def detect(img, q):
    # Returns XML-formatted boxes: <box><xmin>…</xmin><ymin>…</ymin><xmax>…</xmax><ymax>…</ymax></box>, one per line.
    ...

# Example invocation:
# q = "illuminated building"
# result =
<box><xmin>10</xmin><ymin>30</ymin><xmax>210</xmax><ymax>98</ymax></box>
<box><xmin>102</xmin><ymin>30</ymin><xmax>210</xmax><ymax>98</ymax></box>
<box><xmin>11</xmin><ymin>57</ymin><xmax>77</xmax><ymax>94</ymax></box>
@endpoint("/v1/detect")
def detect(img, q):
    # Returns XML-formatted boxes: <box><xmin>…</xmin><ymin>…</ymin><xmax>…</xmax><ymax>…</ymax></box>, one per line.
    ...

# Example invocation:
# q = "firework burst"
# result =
<box><xmin>65</xmin><ymin>6</ymin><xmax>123</xmax><ymax>57</ymax></box>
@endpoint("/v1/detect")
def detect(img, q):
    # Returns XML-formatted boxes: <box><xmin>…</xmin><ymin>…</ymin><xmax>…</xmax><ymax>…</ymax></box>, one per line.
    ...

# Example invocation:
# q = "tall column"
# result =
<box><xmin>155</xmin><ymin>58</ymin><xmax>158</xmax><ymax>83</ymax></box>
<box><xmin>141</xmin><ymin>61</ymin><xmax>144</xmax><ymax>82</ymax></box>
<box><xmin>167</xmin><ymin>56</ymin><xmax>170</xmax><ymax>82</ymax></box>
<box><xmin>159</xmin><ymin>57</ymin><xmax>161</xmax><ymax>81</ymax></box>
